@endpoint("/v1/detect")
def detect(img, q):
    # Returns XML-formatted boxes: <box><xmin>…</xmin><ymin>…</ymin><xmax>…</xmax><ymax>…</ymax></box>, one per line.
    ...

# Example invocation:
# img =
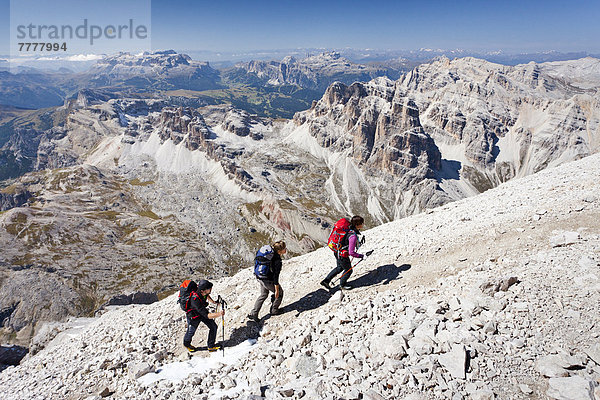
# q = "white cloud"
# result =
<box><xmin>9</xmin><ymin>54</ymin><xmax>105</xmax><ymax>63</ymax></box>
<box><xmin>65</xmin><ymin>54</ymin><xmax>105</xmax><ymax>61</ymax></box>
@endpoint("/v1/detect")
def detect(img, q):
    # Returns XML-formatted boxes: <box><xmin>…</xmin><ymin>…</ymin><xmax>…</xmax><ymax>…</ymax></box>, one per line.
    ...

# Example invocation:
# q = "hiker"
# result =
<box><xmin>247</xmin><ymin>240</ymin><xmax>287</xmax><ymax>322</ymax></box>
<box><xmin>182</xmin><ymin>279</ymin><xmax>225</xmax><ymax>352</ymax></box>
<box><xmin>321</xmin><ymin>215</ymin><xmax>366</xmax><ymax>290</ymax></box>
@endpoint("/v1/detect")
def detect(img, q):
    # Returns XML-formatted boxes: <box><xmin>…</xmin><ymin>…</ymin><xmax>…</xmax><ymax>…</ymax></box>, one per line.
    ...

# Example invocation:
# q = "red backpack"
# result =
<box><xmin>328</xmin><ymin>218</ymin><xmax>352</xmax><ymax>257</ymax></box>
<box><xmin>178</xmin><ymin>279</ymin><xmax>197</xmax><ymax>312</ymax></box>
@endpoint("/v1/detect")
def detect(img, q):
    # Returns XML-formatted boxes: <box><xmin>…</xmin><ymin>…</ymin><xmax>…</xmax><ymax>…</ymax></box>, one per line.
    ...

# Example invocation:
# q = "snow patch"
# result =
<box><xmin>138</xmin><ymin>339</ymin><xmax>256</xmax><ymax>386</ymax></box>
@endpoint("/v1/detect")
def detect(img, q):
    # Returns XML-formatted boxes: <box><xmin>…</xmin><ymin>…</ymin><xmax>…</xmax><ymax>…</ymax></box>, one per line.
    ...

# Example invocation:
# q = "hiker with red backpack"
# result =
<box><xmin>179</xmin><ymin>279</ymin><xmax>225</xmax><ymax>353</ymax></box>
<box><xmin>321</xmin><ymin>216</ymin><xmax>373</xmax><ymax>290</ymax></box>
<box><xmin>247</xmin><ymin>241</ymin><xmax>287</xmax><ymax>322</ymax></box>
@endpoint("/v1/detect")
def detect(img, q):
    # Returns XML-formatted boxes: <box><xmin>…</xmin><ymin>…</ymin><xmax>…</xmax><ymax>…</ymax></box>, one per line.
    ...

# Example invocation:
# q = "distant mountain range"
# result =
<box><xmin>0</xmin><ymin>50</ymin><xmax>407</xmax><ymax>118</ymax></box>
<box><xmin>2</xmin><ymin>49</ymin><xmax>598</xmax><ymax>111</ymax></box>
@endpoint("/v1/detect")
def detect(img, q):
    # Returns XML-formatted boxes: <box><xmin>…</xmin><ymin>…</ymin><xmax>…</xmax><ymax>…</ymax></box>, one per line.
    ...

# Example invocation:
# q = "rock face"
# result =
<box><xmin>292</xmin><ymin>56</ymin><xmax>600</xmax><ymax>218</ymax></box>
<box><xmin>0</xmin><ymin>152</ymin><xmax>598</xmax><ymax>399</ymax></box>
<box><xmin>0</xmin><ymin>186</ymin><xmax>31</xmax><ymax>211</ymax></box>
<box><xmin>82</xmin><ymin>50</ymin><xmax>222</xmax><ymax>91</ymax></box>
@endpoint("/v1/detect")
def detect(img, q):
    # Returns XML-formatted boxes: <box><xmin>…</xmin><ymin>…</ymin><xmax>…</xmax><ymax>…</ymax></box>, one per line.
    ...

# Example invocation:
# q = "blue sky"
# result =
<box><xmin>1</xmin><ymin>0</ymin><xmax>599</xmax><ymax>55</ymax></box>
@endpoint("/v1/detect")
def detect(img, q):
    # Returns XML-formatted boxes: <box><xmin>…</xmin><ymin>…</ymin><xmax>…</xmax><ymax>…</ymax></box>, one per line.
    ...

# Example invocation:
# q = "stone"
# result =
<box><xmin>370</xmin><ymin>333</ymin><xmax>407</xmax><ymax>360</ymax></box>
<box><xmin>547</xmin><ymin>376</ymin><xmax>595</xmax><ymax>400</ymax></box>
<box><xmin>295</xmin><ymin>355</ymin><xmax>320</xmax><ymax>378</ymax></box>
<box><xmin>480</xmin><ymin>276</ymin><xmax>519</xmax><ymax>295</ymax></box>
<box><xmin>279</xmin><ymin>388</ymin><xmax>294</xmax><ymax>397</ymax></box>
<box><xmin>519</xmin><ymin>384</ymin><xmax>533</xmax><ymax>395</ymax></box>
<box><xmin>550</xmin><ymin>231</ymin><xmax>581</xmax><ymax>247</ymax></box>
<box><xmin>438</xmin><ymin>344</ymin><xmax>467</xmax><ymax>380</ymax></box>
<box><xmin>128</xmin><ymin>361</ymin><xmax>154</xmax><ymax>379</ymax></box>
<box><xmin>345</xmin><ymin>388</ymin><xmax>360</xmax><ymax>400</ymax></box>
<box><xmin>536</xmin><ymin>356</ymin><xmax>569</xmax><ymax>378</ymax></box>
<box><xmin>471</xmin><ymin>389</ymin><xmax>495</xmax><ymax>400</ymax></box>
<box><xmin>585</xmin><ymin>343</ymin><xmax>600</xmax><ymax>365</ymax></box>
<box><xmin>413</xmin><ymin>319</ymin><xmax>439</xmax><ymax>342</ymax></box>
<box><xmin>363</xmin><ymin>389</ymin><xmax>386</xmax><ymax>400</ymax></box>
<box><xmin>407</xmin><ymin>336</ymin><xmax>434</xmax><ymax>356</ymax></box>
<box><xmin>330</xmin><ymin>291</ymin><xmax>344</xmax><ymax>303</ymax></box>
<box><xmin>483</xmin><ymin>321</ymin><xmax>497</xmax><ymax>334</ymax></box>
<box><xmin>221</xmin><ymin>376</ymin><xmax>235</xmax><ymax>389</ymax></box>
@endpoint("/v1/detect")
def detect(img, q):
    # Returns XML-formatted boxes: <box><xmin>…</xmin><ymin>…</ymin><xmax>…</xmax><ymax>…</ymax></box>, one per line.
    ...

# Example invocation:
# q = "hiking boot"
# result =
<box><xmin>270</xmin><ymin>308</ymin><xmax>282</xmax><ymax>316</ymax></box>
<box><xmin>320</xmin><ymin>280</ymin><xmax>331</xmax><ymax>290</ymax></box>
<box><xmin>184</xmin><ymin>344</ymin><xmax>199</xmax><ymax>353</ymax></box>
<box><xmin>247</xmin><ymin>314</ymin><xmax>259</xmax><ymax>322</ymax></box>
<box><xmin>340</xmin><ymin>284</ymin><xmax>353</xmax><ymax>290</ymax></box>
<box><xmin>208</xmin><ymin>345</ymin><xmax>222</xmax><ymax>352</ymax></box>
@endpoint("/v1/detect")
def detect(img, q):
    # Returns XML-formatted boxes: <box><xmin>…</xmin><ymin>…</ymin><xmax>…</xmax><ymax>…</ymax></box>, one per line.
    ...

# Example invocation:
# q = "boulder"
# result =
<box><xmin>584</xmin><ymin>343</ymin><xmax>600</xmax><ymax>365</ymax></box>
<box><xmin>294</xmin><ymin>355</ymin><xmax>320</xmax><ymax>378</ymax></box>
<box><xmin>550</xmin><ymin>231</ymin><xmax>581</xmax><ymax>247</ymax></box>
<box><xmin>438</xmin><ymin>344</ymin><xmax>467</xmax><ymax>380</ymax></box>
<box><xmin>536</xmin><ymin>355</ymin><xmax>569</xmax><ymax>378</ymax></box>
<box><xmin>547</xmin><ymin>376</ymin><xmax>595</xmax><ymax>400</ymax></box>
<box><xmin>128</xmin><ymin>361</ymin><xmax>154</xmax><ymax>379</ymax></box>
<box><xmin>370</xmin><ymin>332</ymin><xmax>408</xmax><ymax>360</ymax></box>
<box><xmin>480</xmin><ymin>276</ymin><xmax>519</xmax><ymax>295</ymax></box>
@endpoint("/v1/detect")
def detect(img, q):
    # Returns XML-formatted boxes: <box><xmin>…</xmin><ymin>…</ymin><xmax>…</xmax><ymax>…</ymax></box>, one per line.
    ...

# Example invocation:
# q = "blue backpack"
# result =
<box><xmin>254</xmin><ymin>245</ymin><xmax>274</xmax><ymax>279</ymax></box>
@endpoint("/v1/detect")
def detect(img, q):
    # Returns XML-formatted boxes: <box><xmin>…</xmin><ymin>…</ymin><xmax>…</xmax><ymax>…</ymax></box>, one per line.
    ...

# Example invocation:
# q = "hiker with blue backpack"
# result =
<box><xmin>178</xmin><ymin>279</ymin><xmax>225</xmax><ymax>353</ymax></box>
<box><xmin>321</xmin><ymin>216</ymin><xmax>373</xmax><ymax>290</ymax></box>
<box><xmin>247</xmin><ymin>241</ymin><xmax>287</xmax><ymax>322</ymax></box>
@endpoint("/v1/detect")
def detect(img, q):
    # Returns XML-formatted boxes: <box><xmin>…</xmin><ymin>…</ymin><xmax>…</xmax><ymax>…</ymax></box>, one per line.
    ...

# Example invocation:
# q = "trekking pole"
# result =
<box><xmin>333</xmin><ymin>250</ymin><xmax>373</xmax><ymax>286</ymax></box>
<box><xmin>217</xmin><ymin>295</ymin><xmax>227</xmax><ymax>357</ymax></box>
<box><xmin>333</xmin><ymin>258</ymin><xmax>364</xmax><ymax>286</ymax></box>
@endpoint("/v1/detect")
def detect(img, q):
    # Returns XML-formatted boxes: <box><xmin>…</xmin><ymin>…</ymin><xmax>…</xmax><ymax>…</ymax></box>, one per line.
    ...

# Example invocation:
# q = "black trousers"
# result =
<box><xmin>184</xmin><ymin>313</ymin><xmax>218</xmax><ymax>348</ymax></box>
<box><xmin>323</xmin><ymin>255</ymin><xmax>352</xmax><ymax>285</ymax></box>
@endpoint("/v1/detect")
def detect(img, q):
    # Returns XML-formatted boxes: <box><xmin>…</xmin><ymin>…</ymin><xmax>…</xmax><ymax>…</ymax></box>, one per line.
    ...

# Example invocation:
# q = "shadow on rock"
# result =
<box><xmin>0</xmin><ymin>345</ymin><xmax>28</xmax><ymax>372</ymax></box>
<box><xmin>225</xmin><ymin>320</ymin><xmax>263</xmax><ymax>348</ymax></box>
<box><xmin>349</xmin><ymin>263</ymin><xmax>411</xmax><ymax>289</ymax></box>
<box><xmin>279</xmin><ymin>288</ymin><xmax>333</xmax><ymax>317</ymax></box>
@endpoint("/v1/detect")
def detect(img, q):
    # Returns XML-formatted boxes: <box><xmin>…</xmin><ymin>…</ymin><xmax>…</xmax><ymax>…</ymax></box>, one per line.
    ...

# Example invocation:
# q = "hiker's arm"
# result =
<box><xmin>207</xmin><ymin>295</ymin><xmax>217</xmax><ymax>304</ymax></box>
<box><xmin>348</xmin><ymin>234</ymin><xmax>364</xmax><ymax>258</ymax></box>
<box><xmin>208</xmin><ymin>310</ymin><xmax>225</xmax><ymax>319</ymax></box>
<box><xmin>272</xmin><ymin>258</ymin><xmax>282</xmax><ymax>285</ymax></box>
<box><xmin>274</xmin><ymin>284</ymin><xmax>281</xmax><ymax>299</ymax></box>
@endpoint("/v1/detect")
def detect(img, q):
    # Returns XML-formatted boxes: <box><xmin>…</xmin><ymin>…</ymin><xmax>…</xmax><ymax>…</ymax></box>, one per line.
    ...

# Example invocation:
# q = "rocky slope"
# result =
<box><xmin>0</xmin><ymin>164</ymin><xmax>221</xmax><ymax>344</ymax></box>
<box><xmin>0</xmin><ymin>152</ymin><xmax>598</xmax><ymax>399</ymax></box>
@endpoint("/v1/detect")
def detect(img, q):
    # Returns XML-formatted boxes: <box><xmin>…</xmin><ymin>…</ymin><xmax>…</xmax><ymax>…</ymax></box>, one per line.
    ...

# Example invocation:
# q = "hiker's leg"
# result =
<box><xmin>323</xmin><ymin>256</ymin><xmax>344</xmax><ymax>283</ymax></box>
<box><xmin>339</xmin><ymin>257</ymin><xmax>353</xmax><ymax>286</ymax></box>
<box><xmin>271</xmin><ymin>286</ymin><xmax>284</xmax><ymax>312</ymax></box>
<box><xmin>198</xmin><ymin>314</ymin><xmax>218</xmax><ymax>348</ymax></box>
<box><xmin>183</xmin><ymin>315</ymin><xmax>200</xmax><ymax>346</ymax></box>
<box><xmin>249</xmin><ymin>280</ymin><xmax>270</xmax><ymax>318</ymax></box>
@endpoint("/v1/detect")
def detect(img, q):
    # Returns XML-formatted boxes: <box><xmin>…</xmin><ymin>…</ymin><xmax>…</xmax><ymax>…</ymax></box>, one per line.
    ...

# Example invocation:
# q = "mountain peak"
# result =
<box><xmin>97</xmin><ymin>51</ymin><xmax>193</xmax><ymax>67</ymax></box>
